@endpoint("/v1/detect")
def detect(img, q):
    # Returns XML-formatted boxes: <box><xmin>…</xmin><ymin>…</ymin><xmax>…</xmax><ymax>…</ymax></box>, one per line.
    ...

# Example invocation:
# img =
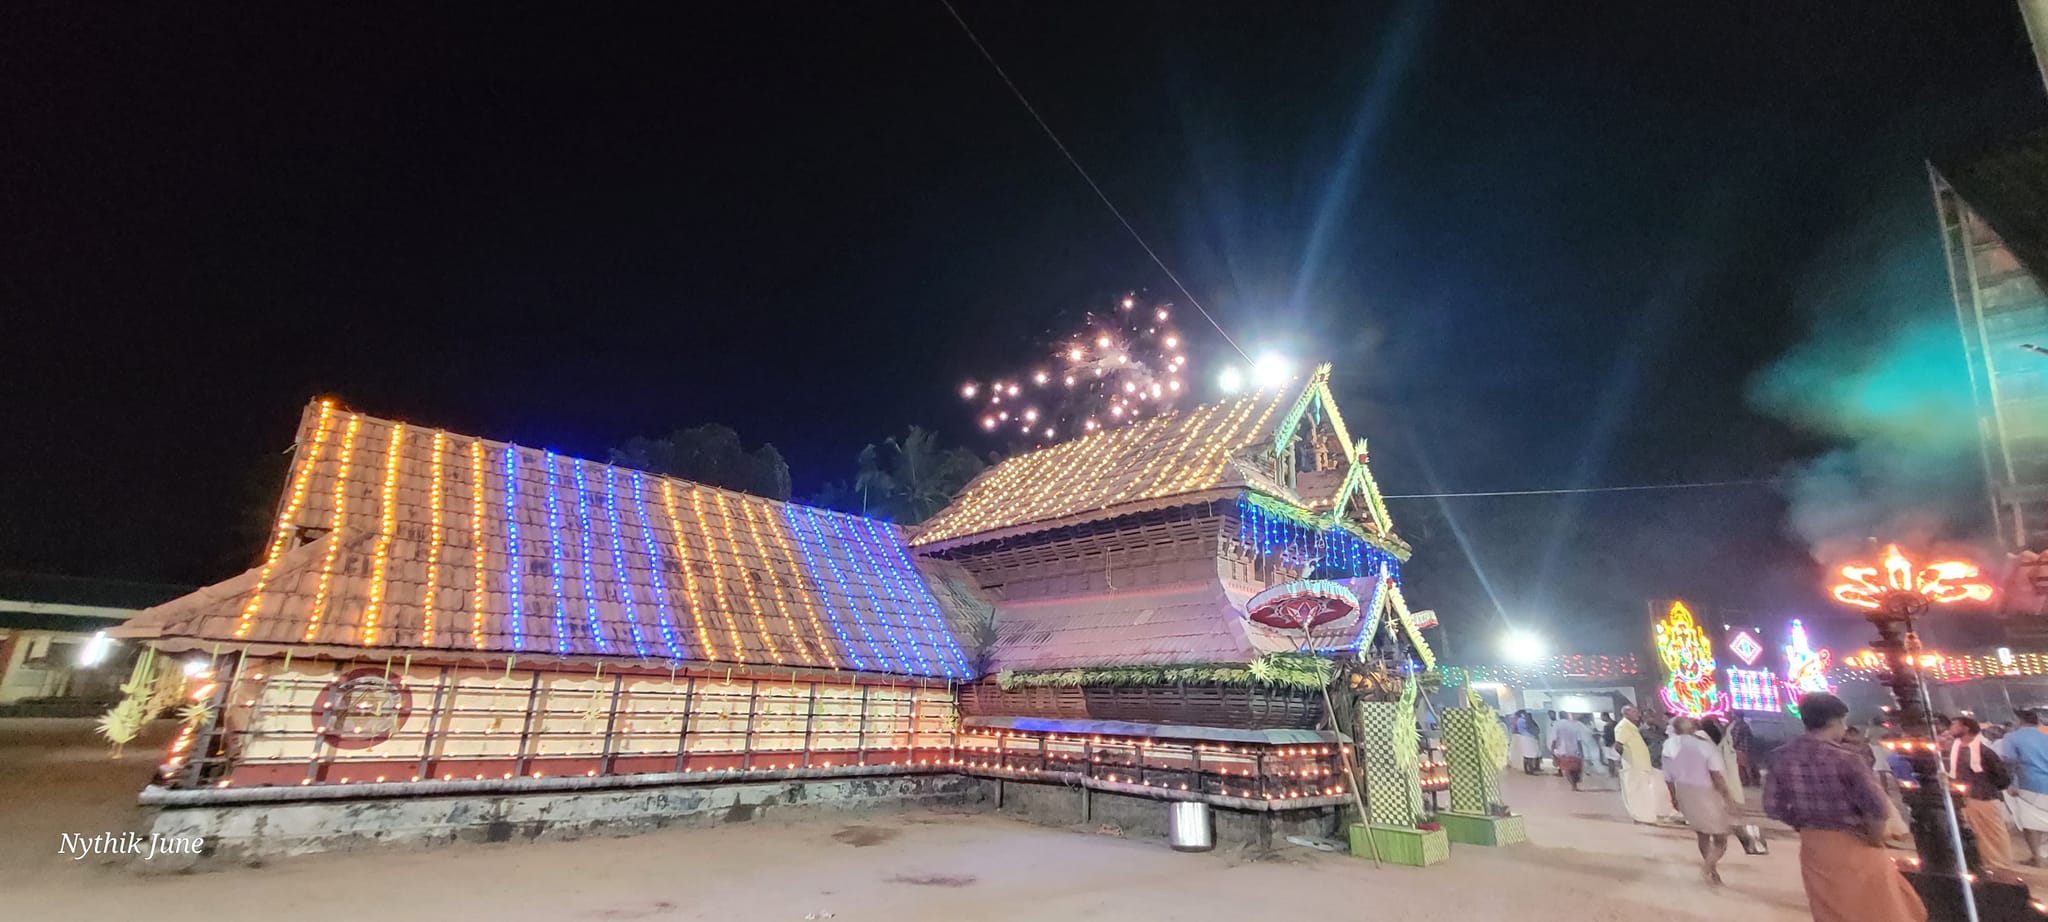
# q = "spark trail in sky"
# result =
<box><xmin>959</xmin><ymin>291</ymin><xmax>1192</xmax><ymax>446</ymax></box>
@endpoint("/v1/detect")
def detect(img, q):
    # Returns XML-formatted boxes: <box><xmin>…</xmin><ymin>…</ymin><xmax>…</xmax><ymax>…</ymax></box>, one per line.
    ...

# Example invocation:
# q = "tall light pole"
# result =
<box><xmin>1831</xmin><ymin>545</ymin><xmax>2005</xmax><ymax>920</ymax></box>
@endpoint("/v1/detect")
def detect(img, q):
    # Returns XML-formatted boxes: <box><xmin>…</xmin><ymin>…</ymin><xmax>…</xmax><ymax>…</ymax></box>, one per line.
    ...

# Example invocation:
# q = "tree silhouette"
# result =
<box><xmin>611</xmin><ymin>424</ymin><xmax>791</xmax><ymax>500</ymax></box>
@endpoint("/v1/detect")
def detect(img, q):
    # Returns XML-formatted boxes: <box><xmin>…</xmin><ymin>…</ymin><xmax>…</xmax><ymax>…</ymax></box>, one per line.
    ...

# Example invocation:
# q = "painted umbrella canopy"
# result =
<box><xmin>1246</xmin><ymin>579</ymin><xmax>1360</xmax><ymax>630</ymax></box>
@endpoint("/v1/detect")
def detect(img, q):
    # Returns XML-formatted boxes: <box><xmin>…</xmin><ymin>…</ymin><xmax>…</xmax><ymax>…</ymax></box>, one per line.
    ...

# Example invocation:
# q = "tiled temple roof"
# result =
<box><xmin>117</xmin><ymin>401</ymin><xmax>972</xmax><ymax>678</ymax></box>
<box><xmin>911</xmin><ymin>389</ymin><xmax>1296</xmax><ymax>547</ymax></box>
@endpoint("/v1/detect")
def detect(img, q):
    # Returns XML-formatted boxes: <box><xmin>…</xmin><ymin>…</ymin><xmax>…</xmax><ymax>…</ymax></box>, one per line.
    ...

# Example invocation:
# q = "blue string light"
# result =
<box><xmin>818</xmin><ymin>509</ymin><xmax>926</xmax><ymax>675</ymax></box>
<box><xmin>569</xmin><ymin>458</ymin><xmax>609</xmax><ymax>654</ymax></box>
<box><xmin>542</xmin><ymin>451</ymin><xmax>571</xmax><ymax>655</ymax></box>
<box><xmin>852</xmin><ymin>515</ymin><xmax>970</xmax><ymax>678</ymax></box>
<box><xmin>1235</xmin><ymin>496</ymin><xmax>1401</xmax><ymax>585</ymax></box>
<box><xmin>781</xmin><ymin>504</ymin><xmax>869</xmax><ymax>671</ymax></box>
<box><xmin>628</xmin><ymin>472</ymin><xmax>686</xmax><ymax>661</ymax></box>
<box><xmin>501</xmin><ymin>446</ymin><xmax>524</xmax><ymax>650</ymax></box>
<box><xmin>598</xmin><ymin>466</ymin><xmax>648</xmax><ymax>658</ymax></box>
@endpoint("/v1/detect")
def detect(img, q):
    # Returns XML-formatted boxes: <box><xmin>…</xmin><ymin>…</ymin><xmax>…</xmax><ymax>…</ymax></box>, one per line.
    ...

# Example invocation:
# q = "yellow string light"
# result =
<box><xmin>726</xmin><ymin>494</ymin><xmax>814</xmax><ymax>664</ymax></box>
<box><xmin>360</xmin><ymin>423</ymin><xmax>407</xmax><ymax>646</ymax></box>
<box><xmin>658</xmin><ymin>479</ymin><xmax>720</xmax><ymax>660</ymax></box>
<box><xmin>303</xmin><ymin>414</ymin><xmax>362</xmax><ymax>643</ymax></box>
<box><xmin>1110</xmin><ymin>402</ymin><xmax>1219</xmax><ymax>505</ymax></box>
<box><xmin>469</xmin><ymin>439</ymin><xmax>490</xmax><ymax>649</ymax></box>
<box><xmin>1157</xmin><ymin>393</ymin><xmax>1263</xmax><ymax>497</ymax></box>
<box><xmin>236</xmin><ymin>400</ymin><xmax>334</xmax><ymax>639</ymax></box>
<box><xmin>418</xmin><ymin>431</ymin><xmax>446</xmax><ymax>646</ymax></box>
<box><xmin>745</xmin><ymin>498</ymin><xmax>839</xmax><ymax>668</ymax></box>
<box><xmin>702</xmin><ymin>489</ymin><xmax>785</xmax><ymax>664</ymax></box>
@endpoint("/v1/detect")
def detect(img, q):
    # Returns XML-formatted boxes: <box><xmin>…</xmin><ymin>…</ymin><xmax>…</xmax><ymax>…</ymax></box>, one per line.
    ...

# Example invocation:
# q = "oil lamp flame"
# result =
<box><xmin>1829</xmin><ymin>544</ymin><xmax>1992</xmax><ymax>611</ymax></box>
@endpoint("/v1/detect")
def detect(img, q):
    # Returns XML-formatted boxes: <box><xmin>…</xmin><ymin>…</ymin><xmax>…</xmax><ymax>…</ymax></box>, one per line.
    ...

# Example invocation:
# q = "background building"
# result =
<box><xmin>0</xmin><ymin>572</ymin><xmax>187</xmax><ymax>711</ymax></box>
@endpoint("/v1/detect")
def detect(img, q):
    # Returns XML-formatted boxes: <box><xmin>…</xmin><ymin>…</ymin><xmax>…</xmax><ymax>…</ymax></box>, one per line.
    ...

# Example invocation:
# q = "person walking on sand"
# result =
<box><xmin>1578</xmin><ymin>713</ymin><xmax>1611</xmax><ymax>783</ymax></box>
<box><xmin>1663</xmin><ymin>716</ymin><xmax>1735</xmax><ymax>885</ymax></box>
<box><xmin>1614</xmin><ymin>705</ymin><xmax>1671</xmax><ymax>823</ymax></box>
<box><xmin>2003</xmin><ymin>709</ymin><xmax>2048</xmax><ymax>865</ymax></box>
<box><xmin>1550</xmin><ymin>711</ymin><xmax>1592</xmax><ymax>791</ymax></box>
<box><xmin>1511</xmin><ymin>710</ymin><xmax>1544</xmax><ymax>775</ymax></box>
<box><xmin>1765</xmin><ymin>693</ymin><xmax>1926</xmax><ymax>922</ymax></box>
<box><xmin>1728</xmin><ymin>711</ymin><xmax>1757</xmax><ymax>787</ymax></box>
<box><xmin>1700</xmin><ymin>716</ymin><xmax>1745</xmax><ymax>806</ymax></box>
<box><xmin>1948</xmin><ymin>716</ymin><xmax>2016</xmax><ymax>874</ymax></box>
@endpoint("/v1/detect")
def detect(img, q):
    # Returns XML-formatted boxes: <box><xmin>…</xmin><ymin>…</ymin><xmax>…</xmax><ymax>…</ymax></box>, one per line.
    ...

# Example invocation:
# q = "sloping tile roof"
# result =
<box><xmin>117</xmin><ymin>401</ymin><xmax>972</xmax><ymax>678</ymax></box>
<box><xmin>912</xmin><ymin>388</ymin><xmax>1295</xmax><ymax>547</ymax></box>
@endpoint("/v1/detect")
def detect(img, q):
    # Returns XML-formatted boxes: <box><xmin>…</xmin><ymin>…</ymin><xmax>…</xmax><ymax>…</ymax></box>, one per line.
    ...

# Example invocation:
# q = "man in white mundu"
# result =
<box><xmin>1613</xmin><ymin>705</ymin><xmax>1674</xmax><ymax>823</ymax></box>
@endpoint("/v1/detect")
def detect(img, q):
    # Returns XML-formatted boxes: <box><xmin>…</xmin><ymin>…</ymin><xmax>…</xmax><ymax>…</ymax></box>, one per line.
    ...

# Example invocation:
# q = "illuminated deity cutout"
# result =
<box><xmin>1655</xmin><ymin>600</ymin><xmax>1726</xmax><ymax>718</ymax></box>
<box><xmin>1782</xmin><ymin>619</ymin><xmax>1833</xmax><ymax>715</ymax></box>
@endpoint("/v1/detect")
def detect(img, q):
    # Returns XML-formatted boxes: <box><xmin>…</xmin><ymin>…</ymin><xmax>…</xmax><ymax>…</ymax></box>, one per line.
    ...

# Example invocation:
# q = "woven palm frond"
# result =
<box><xmin>997</xmin><ymin>653</ymin><xmax>1334</xmax><ymax>692</ymax></box>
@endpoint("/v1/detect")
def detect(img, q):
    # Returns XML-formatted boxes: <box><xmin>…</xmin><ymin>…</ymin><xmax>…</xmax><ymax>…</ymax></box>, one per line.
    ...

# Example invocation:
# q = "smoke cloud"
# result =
<box><xmin>1748</xmin><ymin>200</ymin><xmax>1986</xmax><ymax>564</ymax></box>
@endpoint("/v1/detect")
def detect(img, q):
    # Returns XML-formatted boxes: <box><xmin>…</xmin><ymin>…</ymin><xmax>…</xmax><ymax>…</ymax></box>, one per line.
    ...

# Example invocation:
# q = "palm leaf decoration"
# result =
<box><xmin>178</xmin><ymin>702</ymin><xmax>214</xmax><ymax>729</ymax></box>
<box><xmin>999</xmin><ymin>653</ymin><xmax>1334</xmax><ymax>691</ymax></box>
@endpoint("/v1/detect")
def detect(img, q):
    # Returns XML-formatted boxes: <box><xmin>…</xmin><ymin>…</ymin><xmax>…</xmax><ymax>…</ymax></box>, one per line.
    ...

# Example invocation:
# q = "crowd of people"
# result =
<box><xmin>1503</xmin><ymin>693</ymin><xmax>2048</xmax><ymax>922</ymax></box>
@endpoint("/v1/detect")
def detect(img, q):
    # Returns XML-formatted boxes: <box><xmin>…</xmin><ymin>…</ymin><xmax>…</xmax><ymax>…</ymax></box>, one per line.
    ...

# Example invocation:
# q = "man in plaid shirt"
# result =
<box><xmin>1764</xmin><ymin>692</ymin><xmax>1925</xmax><ymax>922</ymax></box>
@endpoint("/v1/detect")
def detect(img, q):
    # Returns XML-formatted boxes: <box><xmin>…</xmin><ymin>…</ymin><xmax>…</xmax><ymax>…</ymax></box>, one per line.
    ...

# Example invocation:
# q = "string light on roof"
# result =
<box><xmin>238</xmin><ymin>400</ymin><xmax>335</xmax><ymax>639</ymax></box>
<box><xmin>628</xmin><ymin>470</ymin><xmax>686</xmax><ymax>661</ymax></box>
<box><xmin>469</xmin><ymin>440</ymin><xmax>490</xmax><ymax>649</ymax></box>
<box><xmin>418</xmin><ymin>431</ymin><xmax>446</xmax><ymax>646</ymax></box>
<box><xmin>542</xmin><ymin>451</ymin><xmax>572</xmax><ymax>655</ymax></box>
<box><xmin>502</xmin><ymin>445</ymin><xmax>525</xmax><ymax>649</ymax></box>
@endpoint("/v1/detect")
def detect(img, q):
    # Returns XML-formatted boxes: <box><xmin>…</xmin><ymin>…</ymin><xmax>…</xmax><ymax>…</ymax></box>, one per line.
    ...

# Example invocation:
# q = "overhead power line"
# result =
<box><xmin>938</xmin><ymin>0</ymin><xmax>1252</xmax><ymax>363</ymax></box>
<box><xmin>1382</xmin><ymin>478</ymin><xmax>1783</xmax><ymax>500</ymax></box>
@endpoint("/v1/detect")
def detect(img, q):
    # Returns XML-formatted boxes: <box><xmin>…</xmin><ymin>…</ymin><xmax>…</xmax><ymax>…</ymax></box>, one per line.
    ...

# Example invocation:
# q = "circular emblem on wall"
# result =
<box><xmin>310</xmin><ymin>669</ymin><xmax>414</xmax><ymax>750</ymax></box>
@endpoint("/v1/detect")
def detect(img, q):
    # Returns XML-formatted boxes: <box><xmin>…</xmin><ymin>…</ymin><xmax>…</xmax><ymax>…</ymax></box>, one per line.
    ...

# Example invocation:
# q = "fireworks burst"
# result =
<box><xmin>960</xmin><ymin>291</ymin><xmax>1193</xmax><ymax>446</ymax></box>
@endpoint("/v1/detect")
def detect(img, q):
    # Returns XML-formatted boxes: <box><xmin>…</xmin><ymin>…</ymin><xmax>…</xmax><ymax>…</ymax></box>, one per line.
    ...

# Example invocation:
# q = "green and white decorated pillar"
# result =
<box><xmin>1348</xmin><ymin>684</ymin><xmax>1448</xmax><ymax>866</ymax></box>
<box><xmin>1438</xmin><ymin>703</ymin><xmax>1528</xmax><ymax>847</ymax></box>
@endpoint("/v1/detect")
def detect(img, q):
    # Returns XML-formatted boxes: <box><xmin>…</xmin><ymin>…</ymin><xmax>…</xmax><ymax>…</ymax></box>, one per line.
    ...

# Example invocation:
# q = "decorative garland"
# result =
<box><xmin>996</xmin><ymin>652</ymin><xmax>1335</xmax><ymax>691</ymax></box>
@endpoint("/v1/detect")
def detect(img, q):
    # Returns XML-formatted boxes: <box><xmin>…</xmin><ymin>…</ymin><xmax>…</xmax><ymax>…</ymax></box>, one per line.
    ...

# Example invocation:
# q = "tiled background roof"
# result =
<box><xmin>123</xmin><ymin>401</ymin><xmax>972</xmax><ymax>678</ymax></box>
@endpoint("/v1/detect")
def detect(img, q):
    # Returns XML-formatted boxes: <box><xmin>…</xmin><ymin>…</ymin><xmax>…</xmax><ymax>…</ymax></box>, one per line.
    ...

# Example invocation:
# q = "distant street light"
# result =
<box><xmin>1253</xmin><ymin>352</ymin><xmax>1292</xmax><ymax>388</ymax></box>
<box><xmin>1499</xmin><ymin>629</ymin><xmax>1546</xmax><ymax>665</ymax></box>
<box><xmin>1217</xmin><ymin>367</ymin><xmax>1245</xmax><ymax>394</ymax></box>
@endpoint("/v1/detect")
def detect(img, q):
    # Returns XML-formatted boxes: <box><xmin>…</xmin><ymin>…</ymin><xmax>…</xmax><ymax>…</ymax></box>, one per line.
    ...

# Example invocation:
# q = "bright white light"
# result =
<box><xmin>182</xmin><ymin>658</ymin><xmax>208</xmax><ymax>677</ymax></box>
<box><xmin>961</xmin><ymin>383</ymin><xmax>976</xmax><ymax>399</ymax></box>
<box><xmin>1217</xmin><ymin>367</ymin><xmax>1245</xmax><ymax>394</ymax></box>
<box><xmin>1253</xmin><ymin>353</ymin><xmax>1292</xmax><ymax>388</ymax></box>
<box><xmin>76</xmin><ymin>631</ymin><xmax>112</xmax><ymax>667</ymax></box>
<box><xmin>1499</xmin><ymin>630</ymin><xmax>1546</xmax><ymax>665</ymax></box>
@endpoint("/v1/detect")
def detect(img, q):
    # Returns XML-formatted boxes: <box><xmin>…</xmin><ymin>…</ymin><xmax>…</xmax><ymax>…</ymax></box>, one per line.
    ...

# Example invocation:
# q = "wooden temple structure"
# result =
<box><xmin>119</xmin><ymin>365</ymin><xmax>1492</xmax><ymax>862</ymax></box>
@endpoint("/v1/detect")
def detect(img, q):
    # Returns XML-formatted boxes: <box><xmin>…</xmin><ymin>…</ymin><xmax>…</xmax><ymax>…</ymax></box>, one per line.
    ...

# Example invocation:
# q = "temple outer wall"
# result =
<box><xmin>141</xmin><ymin>770</ymin><xmax>990</xmax><ymax>871</ymax></box>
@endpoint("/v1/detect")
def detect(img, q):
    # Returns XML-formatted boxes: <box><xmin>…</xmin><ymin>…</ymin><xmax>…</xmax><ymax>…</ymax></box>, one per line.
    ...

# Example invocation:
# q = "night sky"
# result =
<box><xmin>5</xmin><ymin>3</ymin><xmax>2045</xmax><ymax>661</ymax></box>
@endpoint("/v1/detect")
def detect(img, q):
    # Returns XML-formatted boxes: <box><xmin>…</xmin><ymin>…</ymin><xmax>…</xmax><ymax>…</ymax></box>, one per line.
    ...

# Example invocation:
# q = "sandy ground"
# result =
<box><xmin>0</xmin><ymin>720</ymin><xmax>1918</xmax><ymax>921</ymax></box>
